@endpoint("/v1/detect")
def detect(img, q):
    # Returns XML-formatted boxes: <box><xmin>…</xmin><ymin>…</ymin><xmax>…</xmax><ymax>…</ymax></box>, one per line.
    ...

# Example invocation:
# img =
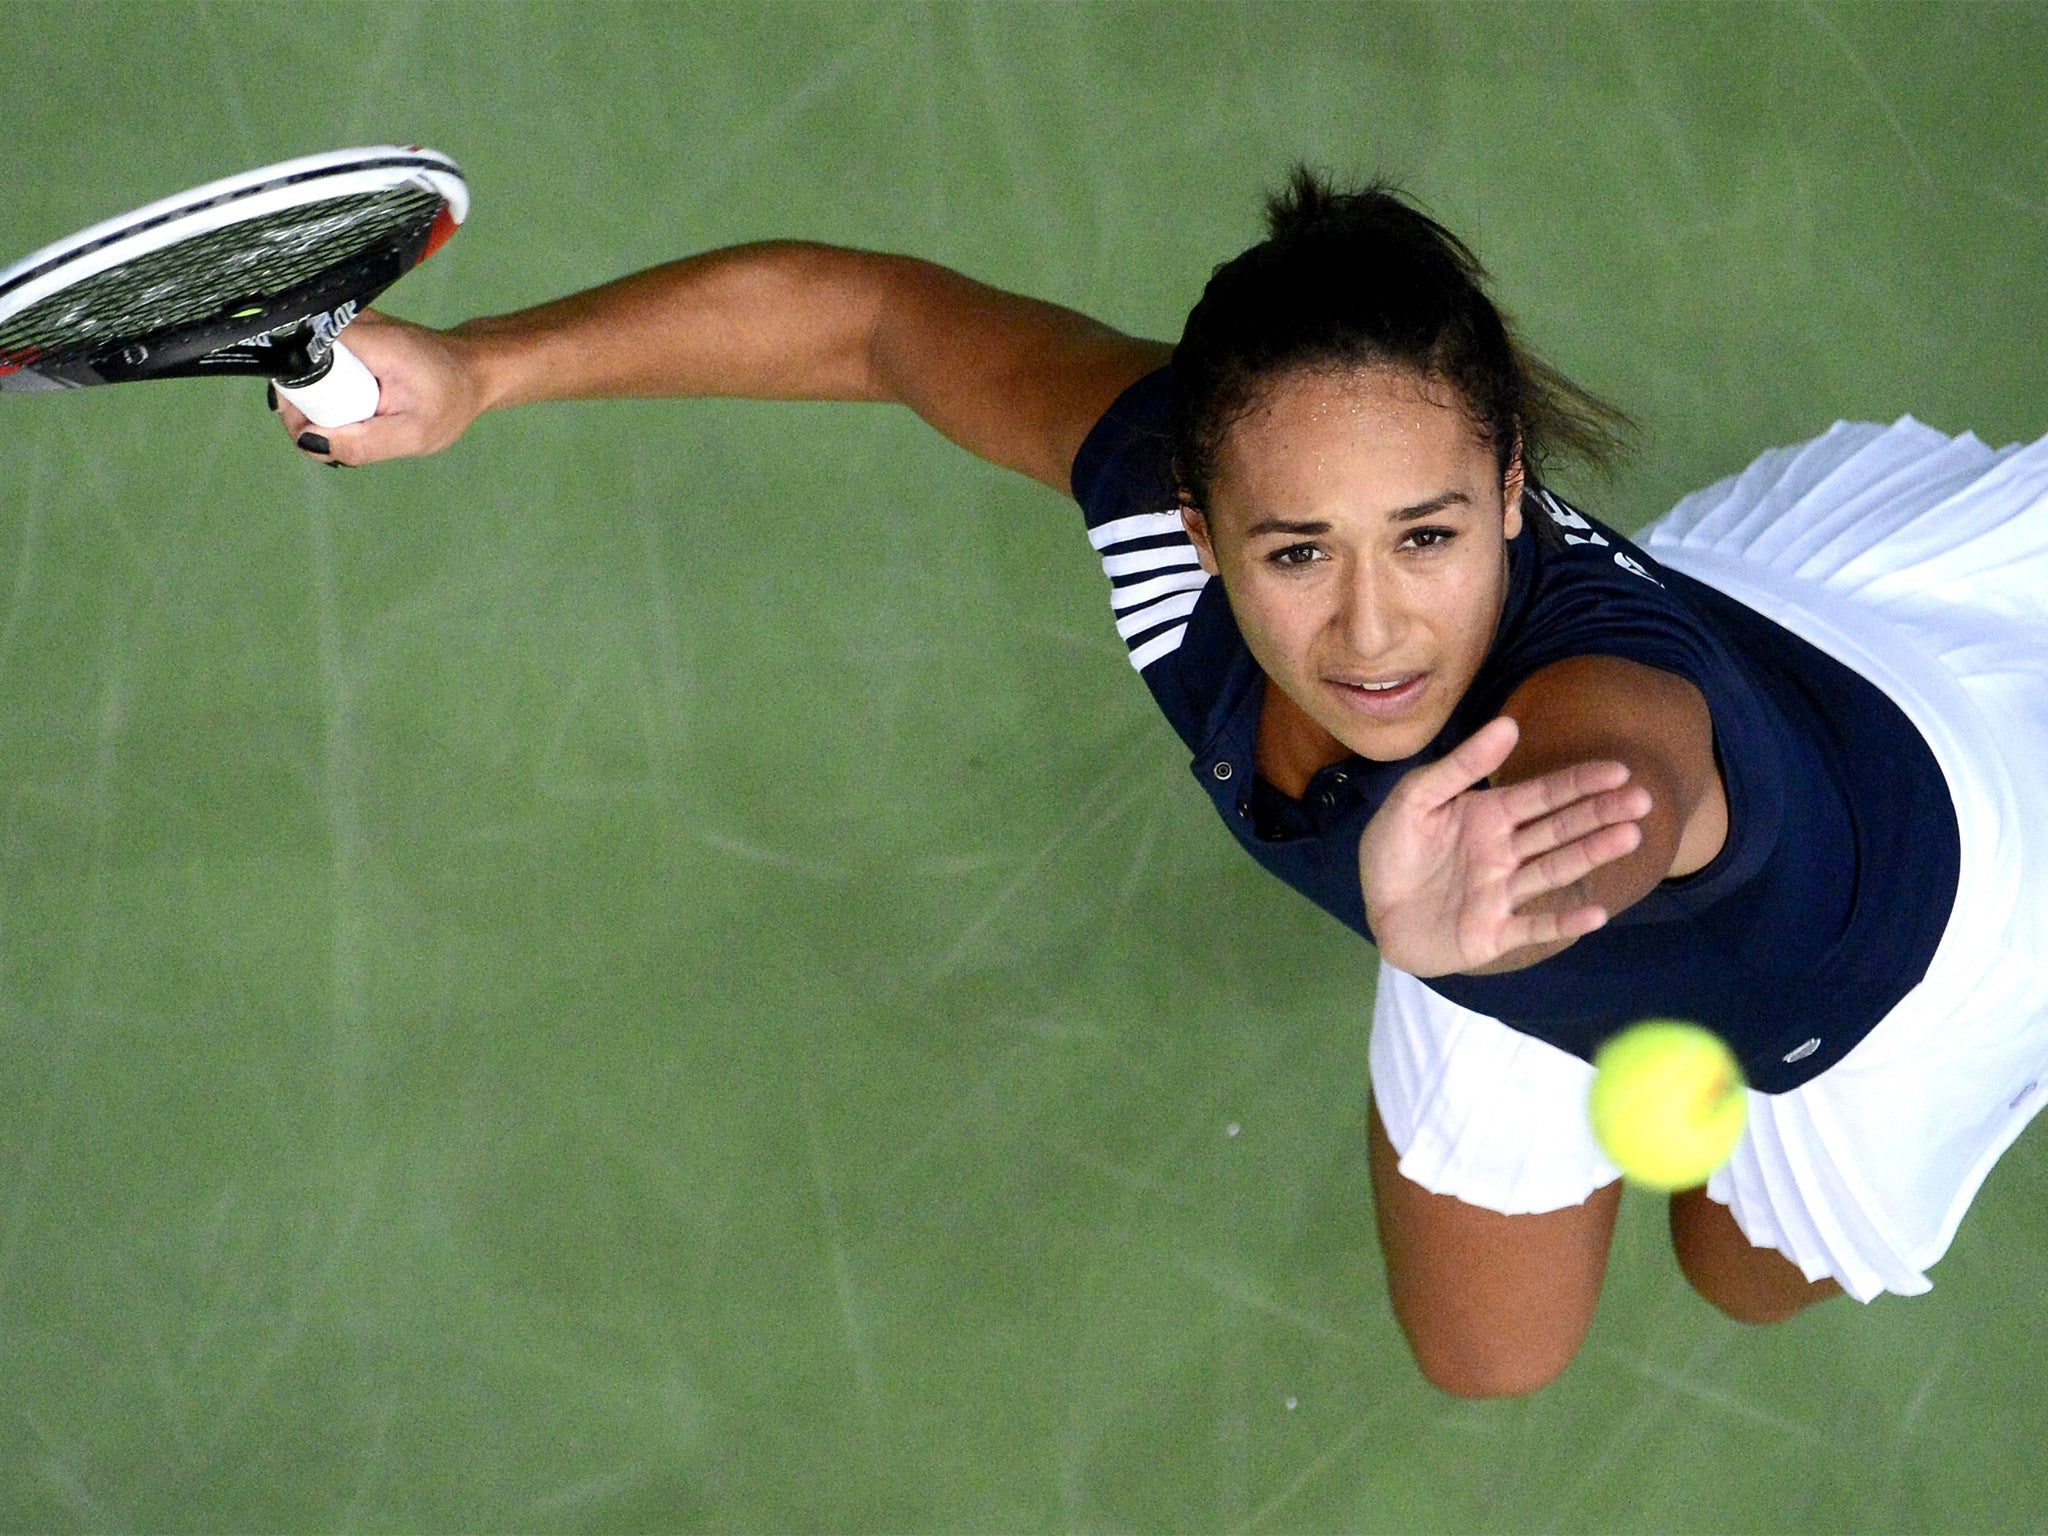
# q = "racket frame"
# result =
<box><xmin>0</xmin><ymin>145</ymin><xmax>467</xmax><ymax>408</ymax></box>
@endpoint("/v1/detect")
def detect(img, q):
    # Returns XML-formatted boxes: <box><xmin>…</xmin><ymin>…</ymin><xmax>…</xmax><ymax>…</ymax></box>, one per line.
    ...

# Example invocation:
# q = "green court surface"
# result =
<box><xmin>5</xmin><ymin>3</ymin><xmax>2048</xmax><ymax>1530</ymax></box>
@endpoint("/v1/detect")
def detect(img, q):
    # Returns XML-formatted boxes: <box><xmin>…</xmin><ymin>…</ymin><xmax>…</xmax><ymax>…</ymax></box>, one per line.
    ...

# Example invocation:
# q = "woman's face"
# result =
<box><xmin>1185</xmin><ymin>366</ymin><xmax>1523</xmax><ymax>763</ymax></box>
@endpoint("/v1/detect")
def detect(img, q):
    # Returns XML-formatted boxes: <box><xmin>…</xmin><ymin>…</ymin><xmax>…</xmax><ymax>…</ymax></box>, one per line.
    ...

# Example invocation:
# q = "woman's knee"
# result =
<box><xmin>1401</xmin><ymin>1321</ymin><xmax>1585</xmax><ymax>1399</ymax></box>
<box><xmin>1668</xmin><ymin>1187</ymin><xmax>1841</xmax><ymax>1324</ymax></box>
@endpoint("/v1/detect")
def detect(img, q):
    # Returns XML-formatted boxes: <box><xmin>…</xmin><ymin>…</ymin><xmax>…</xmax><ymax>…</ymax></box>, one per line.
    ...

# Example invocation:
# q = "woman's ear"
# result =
<box><xmin>1501</xmin><ymin>437</ymin><xmax>1527</xmax><ymax>540</ymax></box>
<box><xmin>1181</xmin><ymin>502</ymin><xmax>1220</xmax><ymax>575</ymax></box>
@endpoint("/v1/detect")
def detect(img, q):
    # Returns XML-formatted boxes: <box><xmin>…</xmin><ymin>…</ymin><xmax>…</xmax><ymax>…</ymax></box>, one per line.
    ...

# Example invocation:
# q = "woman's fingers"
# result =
<box><xmin>1506</xmin><ymin>820</ymin><xmax>1644</xmax><ymax>906</ymax></box>
<box><xmin>1498</xmin><ymin>900</ymin><xmax>1610</xmax><ymax>955</ymax></box>
<box><xmin>1400</xmin><ymin>716</ymin><xmax>1521</xmax><ymax>812</ymax></box>
<box><xmin>1508</xmin><ymin>783</ymin><xmax>1652</xmax><ymax>861</ymax></box>
<box><xmin>268</xmin><ymin>310</ymin><xmax>484</xmax><ymax>466</ymax></box>
<box><xmin>1491</xmin><ymin>756</ymin><xmax>1634</xmax><ymax>825</ymax></box>
<box><xmin>282</xmin><ymin>410</ymin><xmax>374</xmax><ymax>464</ymax></box>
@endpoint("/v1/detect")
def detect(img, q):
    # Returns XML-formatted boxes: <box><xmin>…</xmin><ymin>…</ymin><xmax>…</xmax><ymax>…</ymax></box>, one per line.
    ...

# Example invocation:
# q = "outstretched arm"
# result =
<box><xmin>276</xmin><ymin>242</ymin><xmax>1168</xmax><ymax>491</ymax></box>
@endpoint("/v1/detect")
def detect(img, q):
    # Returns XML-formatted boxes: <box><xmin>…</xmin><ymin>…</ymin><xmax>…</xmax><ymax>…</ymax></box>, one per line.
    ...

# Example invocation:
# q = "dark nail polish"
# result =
<box><xmin>297</xmin><ymin>431</ymin><xmax>330</xmax><ymax>455</ymax></box>
<box><xmin>266</xmin><ymin>382</ymin><xmax>277</xmax><ymax>411</ymax></box>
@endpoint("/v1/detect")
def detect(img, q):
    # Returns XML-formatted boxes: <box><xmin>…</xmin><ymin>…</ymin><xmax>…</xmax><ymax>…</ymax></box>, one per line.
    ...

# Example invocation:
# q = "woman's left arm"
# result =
<box><xmin>1464</xmin><ymin>654</ymin><xmax>1724</xmax><ymax>974</ymax></box>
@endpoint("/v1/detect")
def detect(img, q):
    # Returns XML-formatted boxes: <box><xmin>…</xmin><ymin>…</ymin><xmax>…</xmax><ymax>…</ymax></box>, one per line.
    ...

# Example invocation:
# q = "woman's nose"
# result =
<box><xmin>1336</xmin><ymin>564</ymin><xmax>1397</xmax><ymax>655</ymax></box>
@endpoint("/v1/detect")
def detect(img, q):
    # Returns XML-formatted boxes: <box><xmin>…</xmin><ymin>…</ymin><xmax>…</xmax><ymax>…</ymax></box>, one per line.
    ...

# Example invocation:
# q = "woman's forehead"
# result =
<box><xmin>1214</xmin><ymin>367</ymin><xmax>1497</xmax><ymax>509</ymax></box>
<box><xmin>1262</xmin><ymin>361</ymin><xmax>1457</xmax><ymax>413</ymax></box>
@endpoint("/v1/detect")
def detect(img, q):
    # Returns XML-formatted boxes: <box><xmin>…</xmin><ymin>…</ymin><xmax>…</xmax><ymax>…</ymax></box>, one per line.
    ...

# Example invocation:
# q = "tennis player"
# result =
<box><xmin>278</xmin><ymin>172</ymin><xmax>2048</xmax><ymax>1398</ymax></box>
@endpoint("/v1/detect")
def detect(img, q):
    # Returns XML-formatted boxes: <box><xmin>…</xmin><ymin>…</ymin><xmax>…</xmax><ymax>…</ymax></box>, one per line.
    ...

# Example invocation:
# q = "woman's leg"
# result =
<box><xmin>1667</xmin><ymin>1187</ymin><xmax>1841</xmax><ymax>1322</ymax></box>
<box><xmin>1369</xmin><ymin>1103</ymin><xmax>1622</xmax><ymax>1398</ymax></box>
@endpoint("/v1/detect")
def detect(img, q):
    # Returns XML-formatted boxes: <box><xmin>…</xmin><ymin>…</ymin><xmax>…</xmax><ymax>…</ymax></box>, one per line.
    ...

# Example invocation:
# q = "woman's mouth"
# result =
<box><xmin>1326</xmin><ymin>672</ymin><xmax>1428</xmax><ymax>717</ymax></box>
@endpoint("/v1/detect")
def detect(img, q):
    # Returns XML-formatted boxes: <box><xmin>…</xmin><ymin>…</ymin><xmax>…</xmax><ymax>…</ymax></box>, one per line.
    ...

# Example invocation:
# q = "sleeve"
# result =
<box><xmin>1468</xmin><ymin>488</ymin><xmax>1791</xmax><ymax>913</ymax></box>
<box><xmin>1481</xmin><ymin>488</ymin><xmax>1747</xmax><ymax>711</ymax></box>
<box><xmin>1068</xmin><ymin>367</ymin><xmax>1213</xmax><ymax>676</ymax></box>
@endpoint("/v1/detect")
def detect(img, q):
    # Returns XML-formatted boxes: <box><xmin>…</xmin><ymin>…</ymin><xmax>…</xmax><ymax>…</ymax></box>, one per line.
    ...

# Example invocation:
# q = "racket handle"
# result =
<box><xmin>273</xmin><ymin>340</ymin><xmax>380</xmax><ymax>427</ymax></box>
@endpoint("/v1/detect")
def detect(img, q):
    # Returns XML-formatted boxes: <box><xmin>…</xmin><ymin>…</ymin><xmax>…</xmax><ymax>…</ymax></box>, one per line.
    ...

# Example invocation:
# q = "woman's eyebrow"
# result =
<box><xmin>1243</xmin><ymin>489</ymin><xmax>1470</xmax><ymax>539</ymax></box>
<box><xmin>1243</xmin><ymin>516</ymin><xmax>1332</xmax><ymax>538</ymax></box>
<box><xmin>1388</xmin><ymin>489</ymin><xmax>1471</xmax><ymax>521</ymax></box>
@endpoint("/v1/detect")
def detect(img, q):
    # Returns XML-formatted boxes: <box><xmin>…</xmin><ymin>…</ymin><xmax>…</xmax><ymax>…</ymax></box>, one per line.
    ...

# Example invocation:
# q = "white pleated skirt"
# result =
<box><xmin>1369</xmin><ymin>417</ymin><xmax>2048</xmax><ymax>1302</ymax></box>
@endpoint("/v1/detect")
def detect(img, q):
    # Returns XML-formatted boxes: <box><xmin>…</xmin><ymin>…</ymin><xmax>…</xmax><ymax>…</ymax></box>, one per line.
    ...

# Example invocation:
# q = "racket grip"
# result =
<box><xmin>274</xmin><ymin>340</ymin><xmax>380</xmax><ymax>427</ymax></box>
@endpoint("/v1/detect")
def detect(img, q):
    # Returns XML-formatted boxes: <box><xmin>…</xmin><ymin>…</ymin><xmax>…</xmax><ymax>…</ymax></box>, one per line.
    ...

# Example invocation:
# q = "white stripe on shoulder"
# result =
<box><xmin>1101</xmin><ymin>544</ymin><xmax>1201</xmax><ymax>579</ymax></box>
<box><xmin>1126</xmin><ymin>623</ymin><xmax>1189</xmax><ymax>672</ymax></box>
<box><xmin>1109</xmin><ymin>568</ymin><xmax>1210</xmax><ymax>611</ymax></box>
<box><xmin>1114</xmin><ymin>587</ymin><xmax>1203</xmax><ymax>640</ymax></box>
<box><xmin>1088</xmin><ymin>510</ymin><xmax>1187</xmax><ymax>550</ymax></box>
<box><xmin>1084</xmin><ymin>506</ymin><xmax>1204</xmax><ymax>672</ymax></box>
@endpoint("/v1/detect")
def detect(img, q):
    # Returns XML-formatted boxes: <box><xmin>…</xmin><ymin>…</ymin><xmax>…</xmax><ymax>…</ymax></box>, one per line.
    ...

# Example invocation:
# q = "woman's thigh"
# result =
<box><xmin>1368</xmin><ymin>1102</ymin><xmax>1622</xmax><ymax>1398</ymax></box>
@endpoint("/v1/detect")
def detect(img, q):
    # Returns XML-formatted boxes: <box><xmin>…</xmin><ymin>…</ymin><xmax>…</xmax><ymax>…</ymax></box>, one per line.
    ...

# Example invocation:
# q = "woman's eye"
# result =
<box><xmin>1267</xmin><ymin>542</ymin><xmax>1323</xmax><ymax>568</ymax></box>
<box><xmin>1402</xmin><ymin>526</ymin><xmax>1456</xmax><ymax>550</ymax></box>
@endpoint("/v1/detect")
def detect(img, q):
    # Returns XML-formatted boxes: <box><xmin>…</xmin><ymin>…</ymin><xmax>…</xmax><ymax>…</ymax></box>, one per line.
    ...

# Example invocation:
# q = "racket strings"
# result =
<box><xmin>0</xmin><ymin>186</ymin><xmax>443</xmax><ymax>358</ymax></box>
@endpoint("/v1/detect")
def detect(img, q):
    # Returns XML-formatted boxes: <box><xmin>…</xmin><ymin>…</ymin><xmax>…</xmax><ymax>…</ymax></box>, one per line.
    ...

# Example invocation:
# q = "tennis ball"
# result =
<box><xmin>1588</xmin><ymin>1020</ymin><xmax>1748</xmax><ymax>1191</ymax></box>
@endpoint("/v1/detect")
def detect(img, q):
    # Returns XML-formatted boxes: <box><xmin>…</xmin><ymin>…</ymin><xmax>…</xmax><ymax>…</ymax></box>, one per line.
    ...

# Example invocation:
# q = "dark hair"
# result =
<box><xmin>1171</xmin><ymin>168</ymin><xmax>1634</xmax><ymax>540</ymax></box>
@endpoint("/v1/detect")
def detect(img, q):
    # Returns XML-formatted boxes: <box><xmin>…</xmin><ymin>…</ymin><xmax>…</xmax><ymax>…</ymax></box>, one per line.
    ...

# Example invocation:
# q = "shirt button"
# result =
<box><xmin>1330</xmin><ymin>770</ymin><xmax>1349</xmax><ymax>785</ymax></box>
<box><xmin>1235</xmin><ymin>798</ymin><xmax>1250</xmax><ymax>818</ymax></box>
<box><xmin>1212</xmin><ymin>761</ymin><xmax>1234</xmax><ymax>782</ymax></box>
<box><xmin>1781</xmin><ymin>1038</ymin><xmax>1821</xmax><ymax>1064</ymax></box>
<box><xmin>1319</xmin><ymin>790</ymin><xmax>1337</xmax><ymax>808</ymax></box>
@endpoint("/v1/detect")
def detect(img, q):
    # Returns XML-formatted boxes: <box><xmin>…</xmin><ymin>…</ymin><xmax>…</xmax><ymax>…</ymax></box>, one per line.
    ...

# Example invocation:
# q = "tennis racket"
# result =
<box><xmin>0</xmin><ymin>145</ymin><xmax>467</xmax><ymax>428</ymax></box>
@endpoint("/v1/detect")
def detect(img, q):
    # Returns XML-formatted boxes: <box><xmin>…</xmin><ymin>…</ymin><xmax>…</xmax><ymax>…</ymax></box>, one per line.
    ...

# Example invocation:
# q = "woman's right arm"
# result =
<box><xmin>277</xmin><ymin>241</ymin><xmax>1170</xmax><ymax>493</ymax></box>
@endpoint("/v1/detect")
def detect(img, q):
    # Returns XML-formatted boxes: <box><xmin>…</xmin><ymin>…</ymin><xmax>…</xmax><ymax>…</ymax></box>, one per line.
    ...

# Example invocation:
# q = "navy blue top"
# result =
<box><xmin>1072</xmin><ymin>368</ymin><xmax>1959</xmax><ymax>1093</ymax></box>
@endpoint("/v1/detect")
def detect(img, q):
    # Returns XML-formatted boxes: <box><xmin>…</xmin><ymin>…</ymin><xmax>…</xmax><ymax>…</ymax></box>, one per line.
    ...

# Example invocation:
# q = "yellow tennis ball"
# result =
<box><xmin>1588</xmin><ymin>1020</ymin><xmax>1748</xmax><ymax>1191</ymax></box>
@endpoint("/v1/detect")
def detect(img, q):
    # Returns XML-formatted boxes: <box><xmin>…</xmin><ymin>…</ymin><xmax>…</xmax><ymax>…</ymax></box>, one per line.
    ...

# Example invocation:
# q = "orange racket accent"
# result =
<box><xmin>420</xmin><ymin>204</ymin><xmax>460</xmax><ymax>263</ymax></box>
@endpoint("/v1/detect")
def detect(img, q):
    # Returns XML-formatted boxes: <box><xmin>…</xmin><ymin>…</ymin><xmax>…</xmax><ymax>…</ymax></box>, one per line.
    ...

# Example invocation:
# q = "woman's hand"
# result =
<box><xmin>277</xmin><ymin>310</ymin><xmax>490</xmax><ymax>465</ymax></box>
<box><xmin>1358</xmin><ymin>716</ymin><xmax>1652</xmax><ymax>977</ymax></box>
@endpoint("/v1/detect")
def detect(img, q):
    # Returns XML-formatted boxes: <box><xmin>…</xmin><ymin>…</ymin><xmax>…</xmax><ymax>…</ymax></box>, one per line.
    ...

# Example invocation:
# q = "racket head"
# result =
<box><xmin>0</xmin><ymin>145</ymin><xmax>467</xmax><ymax>392</ymax></box>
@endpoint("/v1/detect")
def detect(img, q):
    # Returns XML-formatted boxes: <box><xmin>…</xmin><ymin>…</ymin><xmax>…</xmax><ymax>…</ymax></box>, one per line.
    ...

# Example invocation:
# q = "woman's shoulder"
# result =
<box><xmin>1067</xmin><ymin>365</ymin><xmax>1241</xmax><ymax>746</ymax></box>
<box><xmin>1071</xmin><ymin>365</ymin><xmax>1175</xmax><ymax>528</ymax></box>
<box><xmin>1523</xmin><ymin>487</ymin><xmax>1666</xmax><ymax>585</ymax></box>
<box><xmin>1482</xmin><ymin>487</ymin><xmax>1735</xmax><ymax>705</ymax></box>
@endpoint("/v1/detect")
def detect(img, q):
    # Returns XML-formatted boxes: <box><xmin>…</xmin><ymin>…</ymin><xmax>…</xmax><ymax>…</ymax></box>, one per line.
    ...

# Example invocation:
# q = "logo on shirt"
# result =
<box><xmin>1541</xmin><ymin>490</ymin><xmax>1664</xmax><ymax>586</ymax></box>
<box><xmin>1612</xmin><ymin>551</ymin><xmax>1663</xmax><ymax>586</ymax></box>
